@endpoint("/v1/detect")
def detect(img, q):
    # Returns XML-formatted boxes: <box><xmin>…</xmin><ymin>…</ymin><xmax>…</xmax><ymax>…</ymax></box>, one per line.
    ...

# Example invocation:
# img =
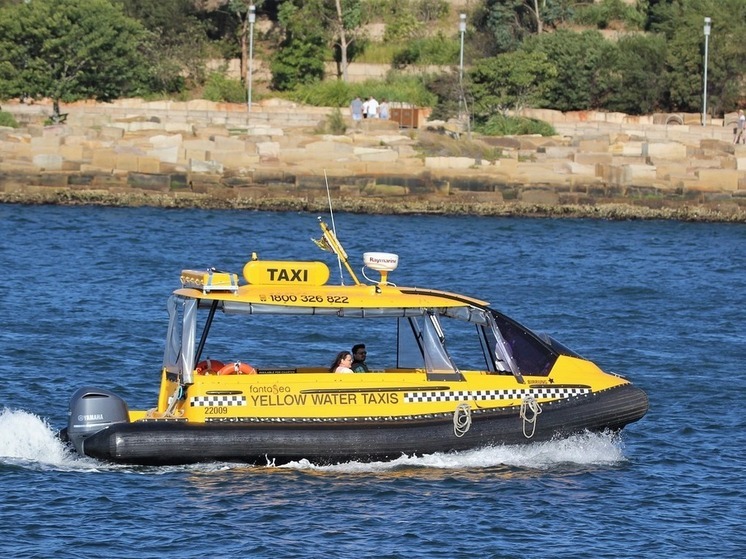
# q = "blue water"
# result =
<box><xmin>1</xmin><ymin>205</ymin><xmax>744</xmax><ymax>558</ymax></box>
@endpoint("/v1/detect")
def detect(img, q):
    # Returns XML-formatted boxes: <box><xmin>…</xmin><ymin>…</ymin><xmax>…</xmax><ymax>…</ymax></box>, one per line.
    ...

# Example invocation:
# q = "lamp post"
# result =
<box><xmin>457</xmin><ymin>13</ymin><xmax>470</xmax><ymax>139</ymax></box>
<box><xmin>458</xmin><ymin>13</ymin><xmax>466</xmax><ymax>85</ymax></box>
<box><xmin>247</xmin><ymin>5</ymin><xmax>256</xmax><ymax>116</ymax></box>
<box><xmin>702</xmin><ymin>16</ymin><xmax>711</xmax><ymax>126</ymax></box>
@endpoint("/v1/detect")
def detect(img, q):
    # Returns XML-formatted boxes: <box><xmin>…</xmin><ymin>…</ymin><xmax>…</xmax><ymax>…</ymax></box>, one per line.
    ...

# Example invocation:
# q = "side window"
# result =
<box><xmin>491</xmin><ymin>312</ymin><xmax>558</xmax><ymax>376</ymax></box>
<box><xmin>396</xmin><ymin>317</ymin><xmax>425</xmax><ymax>369</ymax></box>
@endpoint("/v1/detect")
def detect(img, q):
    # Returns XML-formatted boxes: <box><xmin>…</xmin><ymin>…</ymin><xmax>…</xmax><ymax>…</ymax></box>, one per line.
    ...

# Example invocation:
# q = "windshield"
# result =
<box><xmin>165</xmin><ymin>296</ymin><xmax>558</xmax><ymax>379</ymax></box>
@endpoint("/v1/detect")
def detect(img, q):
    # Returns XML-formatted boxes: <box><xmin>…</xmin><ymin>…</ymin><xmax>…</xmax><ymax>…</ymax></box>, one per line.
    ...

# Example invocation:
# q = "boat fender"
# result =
<box><xmin>218</xmin><ymin>361</ymin><xmax>257</xmax><ymax>375</ymax></box>
<box><xmin>196</xmin><ymin>359</ymin><xmax>226</xmax><ymax>375</ymax></box>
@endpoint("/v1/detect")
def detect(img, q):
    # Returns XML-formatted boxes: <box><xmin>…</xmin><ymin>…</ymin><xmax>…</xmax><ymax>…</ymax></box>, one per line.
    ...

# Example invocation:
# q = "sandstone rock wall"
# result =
<box><xmin>1</xmin><ymin>99</ymin><xmax>745</xmax><ymax>218</ymax></box>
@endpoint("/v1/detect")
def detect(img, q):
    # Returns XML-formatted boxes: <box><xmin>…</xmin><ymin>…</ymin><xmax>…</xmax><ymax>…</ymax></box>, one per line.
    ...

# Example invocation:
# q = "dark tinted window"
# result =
<box><xmin>491</xmin><ymin>311</ymin><xmax>558</xmax><ymax>376</ymax></box>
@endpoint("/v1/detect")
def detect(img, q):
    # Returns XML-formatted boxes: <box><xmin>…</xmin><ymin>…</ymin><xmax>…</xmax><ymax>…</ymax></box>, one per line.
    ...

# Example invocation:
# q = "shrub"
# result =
<box><xmin>326</xmin><ymin>108</ymin><xmax>347</xmax><ymax>136</ymax></box>
<box><xmin>285</xmin><ymin>75</ymin><xmax>437</xmax><ymax>108</ymax></box>
<box><xmin>476</xmin><ymin>114</ymin><xmax>555</xmax><ymax>136</ymax></box>
<box><xmin>415</xmin><ymin>0</ymin><xmax>450</xmax><ymax>22</ymax></box>
<box><xmin>0</xmin><ymin>110</ymin><xmax>19</xmax><ymax>128</ymax></box>
<box><xmin>354</xmin><ymin>74</ymin><xmax>437</xmax><ymax>107</ymax></box>
<box><xmin>291</xmin><ymin>80</ymin><xmax>355</xmax><ymax>107</ymax></box>
<box><xmin>355</xmin><ymin>42</ymin><xmax>401</xmax><ymax>64</ymax></box>
<box><xmin>393</xmin><ymin>33</ymin><xmax>459</xmax><ymax>67</ymax></box>
<box><xmin>383</xmin><ymin>11</ymin><xmax>421</xmax><ymax>42</ymax></box>
<box><xmin>202</xmin><ymin>72</ymin><xmax>246</xmax><ymax>103</ymax></box>
<box><xmin>573</xmin><ymin>0</ymin><xmax>645</xmax><ymax>30</ymax></box>
<box><xmin>415</xmin><ymin>131</ymin><xmax>502</xmax><ymax>162</ymax></box>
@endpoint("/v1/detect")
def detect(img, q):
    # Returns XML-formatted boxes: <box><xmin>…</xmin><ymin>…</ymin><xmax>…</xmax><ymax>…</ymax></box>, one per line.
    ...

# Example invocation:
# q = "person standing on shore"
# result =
<box><xmin>366</xmin><ymin>96</ymin><xmax>379</xmax><ymax>119</ymax></box>
<box><xmin>350</xmin><ymin>96</ymin><xmax>363</xmax><ymax>128</ymax></box>
<box><xmin>736</xmin><ymin>110</ymin><xmax>745</xmax><ymax>144</ymax></box>
<box><xmin>379</xmin><ymin>99</ymin><xmax>390</xmax><ymax>120</ymax></box>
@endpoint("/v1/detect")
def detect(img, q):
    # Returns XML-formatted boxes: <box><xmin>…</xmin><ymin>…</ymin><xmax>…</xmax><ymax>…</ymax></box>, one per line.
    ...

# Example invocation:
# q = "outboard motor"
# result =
<box><xmin>66</xmin><ymin>387</ymin><xmax>130</xmax><ymax>455</ymax></box>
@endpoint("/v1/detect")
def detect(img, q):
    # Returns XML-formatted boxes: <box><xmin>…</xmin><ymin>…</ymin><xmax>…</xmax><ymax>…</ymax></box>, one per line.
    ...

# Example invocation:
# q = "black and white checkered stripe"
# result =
<box><xmin>190</xmin><ymin>395</ymin><xmax>247</xmax><ymax>407</ymax></box>
<box><xmin>404</xmin><ymin>387</ymin><xmax>590</xmax><ymax>404</ymax></box>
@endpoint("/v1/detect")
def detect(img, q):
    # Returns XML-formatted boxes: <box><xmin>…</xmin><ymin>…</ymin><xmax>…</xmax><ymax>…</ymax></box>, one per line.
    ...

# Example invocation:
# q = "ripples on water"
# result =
<box><xmin>1</xmin><ymin>206</ymin><xmax>744</xmax><ymax>558</ymax></box>
<box><xmin>1</xmin><ymin>407</ymin><xmax>632</xmax><ymax>558</ymax></box>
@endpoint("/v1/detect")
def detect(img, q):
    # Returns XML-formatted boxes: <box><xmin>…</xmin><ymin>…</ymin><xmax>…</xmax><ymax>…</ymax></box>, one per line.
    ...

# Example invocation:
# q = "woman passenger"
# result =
<box><xmin>330</xmin><ymin>351</ymin><xmax>354</xmax><ymax>373</ymax></box>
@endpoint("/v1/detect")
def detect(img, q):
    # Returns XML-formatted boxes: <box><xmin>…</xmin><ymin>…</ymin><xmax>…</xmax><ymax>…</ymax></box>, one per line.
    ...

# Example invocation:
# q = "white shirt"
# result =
<box><xmin>366</xmin><ymin>98</ymin><xmax>379</xmax><ymax>118</ymax></box>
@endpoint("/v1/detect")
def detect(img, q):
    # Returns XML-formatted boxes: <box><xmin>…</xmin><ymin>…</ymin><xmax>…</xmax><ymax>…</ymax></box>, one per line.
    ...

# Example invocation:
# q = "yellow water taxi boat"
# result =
<box><xmin>64</xmin><ymin>218</ymin><xmax>648</xmax><ymax>465</ymax></box>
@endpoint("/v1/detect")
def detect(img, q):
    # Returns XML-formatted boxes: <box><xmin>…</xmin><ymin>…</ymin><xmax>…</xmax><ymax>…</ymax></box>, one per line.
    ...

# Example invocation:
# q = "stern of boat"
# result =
<box><xmin>65</xmin><ymin>386</ymin><xmax>131</xmax><ymax>455</ymax></box>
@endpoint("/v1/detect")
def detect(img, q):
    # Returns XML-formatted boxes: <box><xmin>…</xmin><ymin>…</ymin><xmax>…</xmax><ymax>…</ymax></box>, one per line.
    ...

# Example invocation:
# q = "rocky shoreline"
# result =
<box><xmin>2</xmin><ymin>99</ymin><xmax>746</xmax><ymax>223</ymax></box>
<box><xmin>3</xmin><ymin>187</ymin><xmax>743</xmax><ymax>222</ymax></box>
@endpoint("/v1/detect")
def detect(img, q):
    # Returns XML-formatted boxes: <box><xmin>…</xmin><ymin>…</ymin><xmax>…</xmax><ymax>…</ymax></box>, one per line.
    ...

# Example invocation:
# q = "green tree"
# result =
<box><xmin>117</xmin><ymin>0</ymin><xmax>199</xmax><ymax>32</ymax></box>
<box><xmin>332</xmin><ymin>0</ymin><xmax>362</xmax><ymax>81</ymax></box>
<box><xmin>602</xmin><ymin>34</ymin><xmax>667</xmax><ymax>115</ymax></box>
<box><xmin>426</xmin><ymin>72</ymin><xmax>461</xmax><ymax>120</ymax></box>
<box><xmin>650</xmin><ymin>0</ymin><xmax>746</xmax><ymax>115</ymax></box>
<box><xmin>469</xmin><ymin>50</ymin><xmax>557</xmax><ymax>121</ymax></box>
<box><xmin>473</xmin><ymin>0</ymin><xmax>533</xmax><ymax>54</ymax></box>
<box><xmin>270</xmin><ymin>0</ymin><xmax>327</xmax><ymax>90</ymax></box>
<box><xmin>0</xmin><ymin>0</ymin><xmax>150</xmax><ymax>119</ymax></box>
<box><xmin>216</xmin><ymin>0</ymin><xmax>265</xmax><ymax>87</ymax></box>
<box><xmin>473</xmin><ymin>0</ymin><xmax>575</xmax><ymax>55</ymax></box>
<box><xmin>573</xmin><ymin>0</ymin><xmax>646</xmax><ymax>29</ymax></box>
<box><xmin>522</xmin><ymin>29</ymin><xmax>614</xmax><ymax>111</ymax></box>
<box><xmin>117</xmin><ymin>0</ymin><xmax>210</xmax><ymax>89</ymax></box>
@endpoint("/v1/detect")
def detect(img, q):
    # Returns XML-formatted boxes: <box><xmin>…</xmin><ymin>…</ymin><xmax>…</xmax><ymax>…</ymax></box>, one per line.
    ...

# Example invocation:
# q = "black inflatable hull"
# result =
<box><xmin>80</xmin><ymin>384</ymin><xmax>648</xmax><ymax>466</ymax></box>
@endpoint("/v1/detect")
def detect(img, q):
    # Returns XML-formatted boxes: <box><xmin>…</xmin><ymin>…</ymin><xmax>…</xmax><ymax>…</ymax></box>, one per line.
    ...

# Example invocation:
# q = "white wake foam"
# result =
<box><xmin>283</xmin><ymin>431</ymin><xmax>625</xmax><ymax>473</ymax></box>
<box><xmin>0</xmin><ymin>408</ymin><xmax>93</xmax><ymax>470</ymax></box>
<box><xmin>0</xmin><ymin>407</ymin><xmax>625</xmax><ymax>474</ymax></box>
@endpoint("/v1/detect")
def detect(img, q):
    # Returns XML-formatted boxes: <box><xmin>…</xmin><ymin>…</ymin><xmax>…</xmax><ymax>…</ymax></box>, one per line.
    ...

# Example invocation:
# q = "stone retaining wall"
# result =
<box><xmin>1</xmin><ymin>99</ymin><xmax>745</xmax><ymax>218</ymax></box>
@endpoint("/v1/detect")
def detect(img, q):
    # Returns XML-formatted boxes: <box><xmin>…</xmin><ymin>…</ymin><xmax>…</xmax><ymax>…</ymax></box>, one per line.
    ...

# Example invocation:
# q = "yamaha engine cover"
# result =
<box><xmin>67</xmin><ymin>387</ymin><xmax>130</xmax><ymax>455</ymax></box>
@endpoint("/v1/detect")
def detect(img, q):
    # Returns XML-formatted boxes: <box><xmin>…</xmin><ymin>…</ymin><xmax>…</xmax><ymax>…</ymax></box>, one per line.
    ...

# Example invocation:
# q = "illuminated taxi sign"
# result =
<box><xmin>180</xmin><ymin>269</ymin><xmax>239</xmax><ymax>293</ymax></box>
<box><xmin>243</xmin><ymin>260</ymin><xmax>330</xmax><ymax>286</ymax></box>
